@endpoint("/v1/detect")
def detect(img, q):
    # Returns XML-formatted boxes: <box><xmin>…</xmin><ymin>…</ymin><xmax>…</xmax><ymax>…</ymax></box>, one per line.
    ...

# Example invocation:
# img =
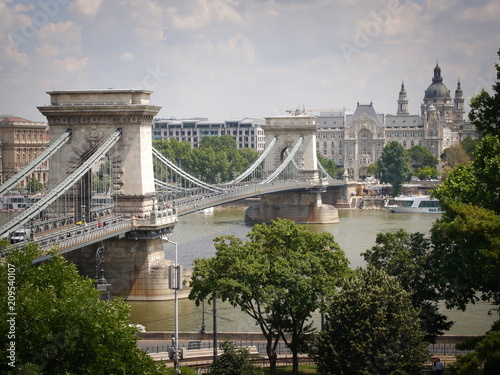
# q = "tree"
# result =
<box><xmin>378</xmin><ymin>141</ymin><xmax>412</xmax><ymax>197</ymax></box>
<box><xmin>208</xmin><ymin>341</ymin><xmax>264</xmax><ymax>375</ymax></box>
<box><xmin>430</xmin><ymin>48</ymin><xmax>500</xmax><ymax>312</ymax></box>
<box><xmin>430</xmin><ymin>202</ymin><xmax>500</xmax><ymax>310</ymax></box>
<box><xmin>416</xmin><ymin>166</ymin><xmax>438</xmax><ymax>180</ymax></box>
<box><xmin>468</xmin><ymin>48</ymin><xmax>500</xmax><ymax>138</ymax></box>
<box><xmin>451</xmin><ymin>321</ymin><xmax>500</xmax><ymax>375</ymax></box>
<box><xmin>362</xmin><ymin>230</ymin><xmax>453</xmax><ymax>343</ymax></box>
<box><xmin>408</xmin><ymin>145</ymin><xmax>438</xmax><ymax>171</ymax></box>
<box><xmin>26</xmin><ymin>177</ymin><xmax>43</xmax><ymax>193</ymax></box>
<box><xmin>189</xmin><ymin>218</ymin><xmax>350</xmax><ymax>375</ymax></box>
<box><xmin>460</xmin><ymin>136</ymin><xmax>479</xmax><ymax>161</ymax></box>
<box><xmin>317</xmin><ymin>153</ymin><xmax>337</xmax><ymax>178</ymax></box>
<box><xmin>366</xmin><ymin>162</ymin><xmax>380</xmax><ymax>178</ymax></box>
<box><xmin>314</xmin><ymin>266</ymin><xmax>429</xmax><ymax>375</ymax></box>
<box><xmin>440</xmin><ymin>144</ymin><xmax>471</xmax><ymax>170</ymax></box>
<box><xmin>0</xmin><ymin>245</ymin><xmax>165</xmax><ymax>375</ymax></box>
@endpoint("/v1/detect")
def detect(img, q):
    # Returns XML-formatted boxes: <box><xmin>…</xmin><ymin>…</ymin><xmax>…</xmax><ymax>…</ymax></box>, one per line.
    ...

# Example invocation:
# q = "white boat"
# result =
<box><xmin>0</xmin><ymin>195</ymin><xmax>26</xmax><ymax>211</ymax></box>
<box><xmin>385</xmin><ymin>196</ymin><xmax>443</xmax><ymax>214</ymax></box>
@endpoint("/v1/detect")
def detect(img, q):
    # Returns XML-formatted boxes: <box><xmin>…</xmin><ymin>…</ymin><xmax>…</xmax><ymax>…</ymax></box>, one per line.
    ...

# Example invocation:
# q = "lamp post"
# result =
<box><xmin>95</xmin><ymin>246</ymin><xmax>110</xmax><ymax>300</ymax></box>
<box><xmin>163</xmin><ymin>237</ymin><xmax>180</xmax><ymax>375</ymax></box>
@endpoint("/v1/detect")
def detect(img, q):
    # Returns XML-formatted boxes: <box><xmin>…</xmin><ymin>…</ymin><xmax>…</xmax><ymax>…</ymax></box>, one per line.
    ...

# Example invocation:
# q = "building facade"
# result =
<box><xmin>0</xmin><ymin>116</ymin><xmax>48</xmax><ymax>188</ymax></box>
<box><xmin>153</xmin><ymin>117</ymin><xmax>266</xmax><ymax>151</ymax></box>
<box><xmin>314</xmin><ymin>63</ymin><xmax>480</xmax><ymax>179</ymax></box>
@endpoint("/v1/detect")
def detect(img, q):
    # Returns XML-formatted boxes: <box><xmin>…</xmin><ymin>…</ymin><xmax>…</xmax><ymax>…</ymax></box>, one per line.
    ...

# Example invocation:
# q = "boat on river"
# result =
<box><xmin>0</xmin><ymin>195</ymin><xmax>26</xmax><ymax>212</ymax></box>
<box><xmin>385</xmin><ymin>196</ymin><xmax>443</xmax><ymax>214</ymax></box>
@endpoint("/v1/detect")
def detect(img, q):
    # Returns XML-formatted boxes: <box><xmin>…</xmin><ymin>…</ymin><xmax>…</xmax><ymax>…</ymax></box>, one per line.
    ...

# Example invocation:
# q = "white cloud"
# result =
<box><xmin>54</xmin><ymin>56</ymin><xmax>89</xmax><ymax>72</ymax></box>
<box><xmin>166</xmin><ymin>0</ymin><xmax>243</xmax><ymax>31</ymax></box>
<box><xmin>119</xmin><ymin>52</ymin><xmax>135</xmax><ymax>61</ymax></box>
<box><xmin>69</xmin><ymin>0</ymin><xmax>104</xmax><ymax>18</ymax></box>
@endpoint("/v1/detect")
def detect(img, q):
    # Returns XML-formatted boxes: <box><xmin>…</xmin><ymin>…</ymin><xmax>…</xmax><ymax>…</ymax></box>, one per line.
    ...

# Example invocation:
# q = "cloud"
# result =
<box><xmin>457</xmin><ymin>0</ymin><xmax>500</xmax><ymax>22</ymax></box>
<box><xmin>119</xmin><ymin>52</ymin><xmax>135</xmax><ymax>61</ymax></box>
<box><xmin>166</xmin><ymin>0</ymin><xmax>243</xmax><ymax>31</ymax></box>
<box><xmin>54</xmin><ymin>56</ymin><xmax>89</xmax><ymax>72</ymax></box>
<box><xmin>69</xmin><ymin>0</ymin><xmax>104</xmax><ymax>18</ymax></box>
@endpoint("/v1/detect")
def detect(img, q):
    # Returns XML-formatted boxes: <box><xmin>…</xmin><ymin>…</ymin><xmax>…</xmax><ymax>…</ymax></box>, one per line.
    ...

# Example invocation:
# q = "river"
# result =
<box><xmin>128</xmin><ymin>208</ymin><xmax>498</xmax><ymax>336</ymax></box>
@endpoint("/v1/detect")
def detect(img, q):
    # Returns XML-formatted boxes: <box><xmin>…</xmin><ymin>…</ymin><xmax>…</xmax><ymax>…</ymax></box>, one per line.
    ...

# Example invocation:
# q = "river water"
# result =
<box><xmin>128</xmin><ymin>208</ymin><xmax>498</xmax><ymax>336</ymax></box>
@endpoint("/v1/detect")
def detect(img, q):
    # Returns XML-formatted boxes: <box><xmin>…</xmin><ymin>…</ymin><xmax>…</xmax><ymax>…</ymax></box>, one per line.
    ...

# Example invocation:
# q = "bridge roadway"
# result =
<box><xmin>2</xmin><ymin>179</ymin><xmax>343</xmax><ymax>261</ymax></box>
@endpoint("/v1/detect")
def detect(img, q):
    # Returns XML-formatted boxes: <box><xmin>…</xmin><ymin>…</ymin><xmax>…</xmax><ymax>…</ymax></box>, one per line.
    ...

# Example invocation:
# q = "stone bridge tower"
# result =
<box><xmin>245</xmin><ymin>115</ymin><xmax>339</xmax><ymax>224</ymax></box>
<box><xmin>262</xmin><ymin>115</ymin><xmax>320</xmax><ymax>182</ymax></box>
<box><xmin>37</xmin><ymin>90</ymin><xmax>180</xmax><ymax>300</ymax></box>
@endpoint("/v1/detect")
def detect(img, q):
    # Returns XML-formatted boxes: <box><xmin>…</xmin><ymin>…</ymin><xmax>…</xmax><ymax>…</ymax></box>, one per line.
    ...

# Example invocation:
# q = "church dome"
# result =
<box><xmin>424</xmin><ymin>82</ymin><xmax>451</xmax><ymax>99</ymax></box>
<box><xmin>424</xmin><ymin>62</ymin><xmax>451</xmax><ymax>100</ymax></box>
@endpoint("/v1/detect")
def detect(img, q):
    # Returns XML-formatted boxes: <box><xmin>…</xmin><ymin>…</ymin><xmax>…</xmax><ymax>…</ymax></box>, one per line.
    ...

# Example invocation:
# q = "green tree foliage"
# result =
<box><xmin>378</xmin><ymin>141</ymin><xmax>412</xmax><ymax>197</ymax></box>
<box><xmin>314</xmin><ymin>266</ymin><xmax>429</xmax><ymax>375</ymax></box>
<box><xmin>430</xmin><ymin>202</ymin><xmax>500</xmax><ymax>310</ymax></box>
<box><xmin>416</xmin><ymin>166</ymin><xmax>438</xmax><ymax>180</ymax></box>
<box><xmin>430</xmin><ymin>49</ymin><xmax>500</xmax><ymax>315</ymax></box>
<box><xmin>440</xmin><ymin>144</ymin><xmax>471</xmax><ymax>171</ymax></box>
<box><xmin>92</xmin><ymin>161</ymin><xmax>112</xmax><ymax>193</ymax></box>
<box><xmin>25</xmin><ymin>177</ymin><xmax>44</xmax><ymax>193</ymax></box>
<box><xmin>451</xmin><ymin>321</ymin><xmax>500</xmax><ymax>375</ymax></box>
<box><xmin>408</xmin><ymin>145</ymin><xmax>438</xmax><ymax>171</ymax></box>
<box><xmin>0</xmin><ymin>246</ymin><xmax>165</xmax><ymax>375</ymax></box>
<box><xmin>189</xmin><ymin>218</ymin><xmax>350</xmax><ymax>375</ymax></box>
<box><xmin>317</xmin><ymin>153</ymin><xmax>337</xmax><ymax>178</ymax></box>
<box><xmin>460</xmin><ymin>136</ymin><xmax>479</xmax><ymax>161</ymax></box>
<box><xmin>468</xmin><ymin>48</ymin><xmax>500</xmax><ymax>138</ymax></box>
<box><xmin>153</xmin><ymin>136</ymin><xmax>258</xmax><ymax>183</ymax></box>
<box><xmin>362</xmin><ymin>230</ymin><xmax>453</xmax><ymax>343</ymax></box>
<box><xmin>366</xmin><ymin>162</ymin><xmax>380</xmax><ymax>178</ymax></box>
<box><xmin>208</xmin><ymin>340</ymin><xmax>264</xmax><ymax>375</ymax></box>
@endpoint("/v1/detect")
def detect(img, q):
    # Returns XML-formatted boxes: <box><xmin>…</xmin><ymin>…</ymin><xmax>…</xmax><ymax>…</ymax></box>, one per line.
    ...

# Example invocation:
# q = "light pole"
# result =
<box><xmin>95</xmin><ymin>246</ymin><xmax>110</xmax><ymax>300</ymax></box>
<box><xmin>163</xmin><ymin>237</ymin><xmax>180</xmax><ymax>375</ymax></box>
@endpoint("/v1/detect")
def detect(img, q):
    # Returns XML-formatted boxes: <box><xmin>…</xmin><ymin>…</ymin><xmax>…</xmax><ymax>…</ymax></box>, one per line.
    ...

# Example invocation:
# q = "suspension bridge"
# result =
<box><xmin>0</xmin><ymin>89</ymin><xmax>349</xmax><ymax>299</ymax></box>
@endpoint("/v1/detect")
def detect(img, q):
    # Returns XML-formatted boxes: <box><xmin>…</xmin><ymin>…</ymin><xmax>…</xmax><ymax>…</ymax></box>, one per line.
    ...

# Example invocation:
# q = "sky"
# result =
<box><xmin>1</xmin><ymin>0</ymin><xmax>499</xmax><ymax>123</ymax></box>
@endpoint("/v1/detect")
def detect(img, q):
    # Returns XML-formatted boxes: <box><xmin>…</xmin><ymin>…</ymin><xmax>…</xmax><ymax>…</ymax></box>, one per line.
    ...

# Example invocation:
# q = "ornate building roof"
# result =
<box><xmin>424</xmin><ymin>63</ymin><xmax>451</xmax><ymax>99</ymax></box>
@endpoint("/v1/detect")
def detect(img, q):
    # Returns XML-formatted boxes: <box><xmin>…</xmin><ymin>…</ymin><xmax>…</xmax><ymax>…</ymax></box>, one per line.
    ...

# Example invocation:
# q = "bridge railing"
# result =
<box><xmin>37</xmin><ymin>217</ymin><xmax>134</xmax><ymax>254</ymax></box>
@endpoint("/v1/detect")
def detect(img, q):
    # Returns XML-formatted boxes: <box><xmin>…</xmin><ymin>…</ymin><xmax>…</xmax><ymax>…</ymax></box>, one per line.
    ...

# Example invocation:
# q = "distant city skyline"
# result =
<box><xmin>1</xmin><ymin>0</ymin><xmax>499</xmax><ymax>122</ymax></box>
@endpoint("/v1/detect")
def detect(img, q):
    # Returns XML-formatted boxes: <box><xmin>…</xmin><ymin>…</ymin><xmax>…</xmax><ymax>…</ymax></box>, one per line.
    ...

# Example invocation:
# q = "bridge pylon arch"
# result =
<box><xmin>246</xmin><ymin>115</ymin><xmax>339</xmax><ymax>224</ymax></box>
<box><xmin>261</xmin><ymin>115</ymin><xmax>319</xmax><ymax>183</ymax></box>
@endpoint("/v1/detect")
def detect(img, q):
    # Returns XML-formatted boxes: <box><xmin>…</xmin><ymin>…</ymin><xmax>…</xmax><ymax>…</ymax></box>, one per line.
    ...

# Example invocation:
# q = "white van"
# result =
<box><xmin>10</xmin><ymin>228</ymin><xmax>32</xmax><ymax>244</ymax></box>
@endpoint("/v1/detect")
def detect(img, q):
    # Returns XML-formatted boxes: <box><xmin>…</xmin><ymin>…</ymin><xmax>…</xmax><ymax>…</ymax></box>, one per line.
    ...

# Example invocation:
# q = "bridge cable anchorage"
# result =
<box><xmin>228</xmin><ymin>136</ymin><xmax>278</xmax><ymax>184</ymax></box>
<box><xmin>0</xmin><ymin>129</ymin><xmax>72</xmax><ymax>196</ymax></box>
<box><xmin>152</xmin><ymin>147</ymin><xmax>224</xmax><ymax>192</ymax></box>
<box><xmin>0</xmin><ymin>129</ymin><xmax>122</xmax><ymax>239</ymax></box>
<box><xmin>260</xmin><ymin>136</ymin><xmax>304</xmax><ymax>184</ymax></box>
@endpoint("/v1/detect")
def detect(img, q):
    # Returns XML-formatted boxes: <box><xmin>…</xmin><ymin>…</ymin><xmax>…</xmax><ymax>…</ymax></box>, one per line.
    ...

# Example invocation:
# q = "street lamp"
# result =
<box><xmin>162</xmin><ymin>236</ymin><xmax>181</xmax><ymax>375</ymax></box>
<box><xmin>95</xmin><ymin>246</ymin><xmax>111</xmax><ymax>300</ymax></box>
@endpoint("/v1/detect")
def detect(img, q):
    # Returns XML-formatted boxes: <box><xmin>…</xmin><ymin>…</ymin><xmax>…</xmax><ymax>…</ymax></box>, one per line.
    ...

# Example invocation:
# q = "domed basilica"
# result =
<box><xmin>314</xmin><ymin>63</ymin><xmax>478</xmax><ymax>179</ymax></box>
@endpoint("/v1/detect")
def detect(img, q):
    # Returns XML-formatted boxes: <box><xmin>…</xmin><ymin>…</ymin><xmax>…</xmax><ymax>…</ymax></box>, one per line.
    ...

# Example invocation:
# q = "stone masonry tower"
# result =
<box><xmin>38</xmin><ymin>89</ymin><xmax>159</xmax><ymax>219</ymax></box>
<box><xmin>38</xmin><ymin>90</ymin><xmax>181</xmax><ymax>300</ymax></box>
<box><xmin>245</xmin><ymin>115</ymin><xmax>339</xmax><ymax>224</ymax></box>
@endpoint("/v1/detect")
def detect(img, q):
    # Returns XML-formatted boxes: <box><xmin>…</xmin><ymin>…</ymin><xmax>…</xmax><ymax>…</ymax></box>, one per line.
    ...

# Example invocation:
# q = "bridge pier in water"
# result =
<box><xmin>245</xmin><ymin>187</ymin><xmax>339</xmax><ymax>224</ymax></box>
<box><xmin>64</xmin><ymin>235</ymin><xmax>190</xmax><ymax>301</ymax></box>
